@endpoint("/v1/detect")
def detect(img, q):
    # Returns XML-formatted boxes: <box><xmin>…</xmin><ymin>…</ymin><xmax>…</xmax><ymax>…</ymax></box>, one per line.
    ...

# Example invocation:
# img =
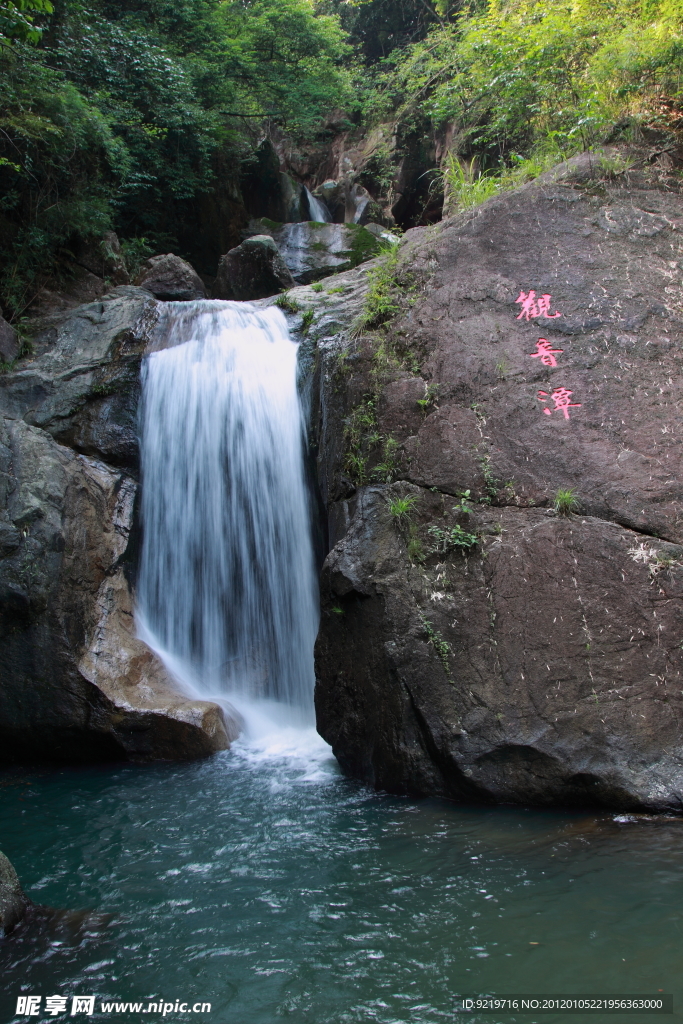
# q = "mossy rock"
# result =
<box><xmin>273</xmin><ymin>222</ymin><xmax>382</xmax><ymax>284</ymax></box>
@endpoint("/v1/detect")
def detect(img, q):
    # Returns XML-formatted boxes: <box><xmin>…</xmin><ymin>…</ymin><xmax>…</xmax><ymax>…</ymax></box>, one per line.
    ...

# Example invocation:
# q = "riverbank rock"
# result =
<box><xmin>0</xmin><ymin>850</ymin><xmax>28</xmax><ymax>935</ymax></box>
<box><xmin>135</xmin><ymin>254</ymin><xmax>206</xmax><ymax>301</ymax></box>
<box><xmin>313</xmin><ymin>147</ymin><xmax>683</xmax><ymax>812</ymax></box>
<box><xmin>0</xmin><ymin>288</ymin><xmax>237</xmax><ymax>765</ymax></box>
<box><xmin>214</xmin><ymin>235</ymin><xmax>295</xmax><ymax>300</ymax></box>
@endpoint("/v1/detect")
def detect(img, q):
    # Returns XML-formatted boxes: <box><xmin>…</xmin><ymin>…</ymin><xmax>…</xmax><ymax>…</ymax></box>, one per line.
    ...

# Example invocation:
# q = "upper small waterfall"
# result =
<box><xmin>136</xmin><ymin>301</ymin><xmax>318</xmax><ymax>718</ymax></box>
<box><xmin>304</xmin><ymin>187</ymin><xmax>331</xmax><ymax>223</ymax></box>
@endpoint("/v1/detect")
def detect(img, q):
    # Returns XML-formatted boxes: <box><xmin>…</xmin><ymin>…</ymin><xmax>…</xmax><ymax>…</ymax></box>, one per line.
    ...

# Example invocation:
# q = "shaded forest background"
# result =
<box><xmin>1</xmin><ymin>0</ymin><xmax>683</xmax><ymax>318</ymax></box>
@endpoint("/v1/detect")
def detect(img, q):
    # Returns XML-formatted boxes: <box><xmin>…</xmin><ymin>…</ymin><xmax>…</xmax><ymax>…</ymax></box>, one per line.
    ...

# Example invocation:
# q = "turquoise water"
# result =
<box><xmin>1</xmin><ymin>726</ymin><xmax>681</xmax><ymax>1024</ymax></box>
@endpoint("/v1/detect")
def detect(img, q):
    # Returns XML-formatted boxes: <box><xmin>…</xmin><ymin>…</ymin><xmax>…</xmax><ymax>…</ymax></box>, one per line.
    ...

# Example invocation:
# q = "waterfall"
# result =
<box><xmin>304</xmin><ymin>187</ymin><xmax>331</xmax><ymax>223</ymax></box>
<box><xmin>136</xmin><ymin>301</ymin><xmax>319</xmax><ymax>722</ymax></box>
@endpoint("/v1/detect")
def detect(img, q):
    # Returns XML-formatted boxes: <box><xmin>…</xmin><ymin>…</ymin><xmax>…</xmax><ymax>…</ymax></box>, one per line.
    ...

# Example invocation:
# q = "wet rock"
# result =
<box><xmin>135</xmin><ymin>254</ymin><xmax>206</xmax><ymax>301</ymax></box>
<box><xmin>314</xmin><ymin>149</ymin><xmax>683</xmax><ymax>811</ymax></box>
<box><xmin>0</xmin><ymin>286</ymin><xmax>160</xmax><ymax>472</ymax></box>
<box><xmin>214</xmin><ymin>235</ymin><xmax>295</xmax><ymax>300</ymax></box>
<box><xmin>315</xmin><ymin>180</ymin><xmax>346</xmax><ymax>222</ymax></box>
<box><xmin>0</xmin><ymin>850</ymin><xmax>28</xmax><ymax>935</ymax></box>
<box><xmin>79</xmin><ymin>569</ymin><xmax>239</xmax><ymax>759</ymax></box>
<box><xmin>273</xmin><ymin>222</ymin><xmax>382</xmax><ymax>284</ymax></box>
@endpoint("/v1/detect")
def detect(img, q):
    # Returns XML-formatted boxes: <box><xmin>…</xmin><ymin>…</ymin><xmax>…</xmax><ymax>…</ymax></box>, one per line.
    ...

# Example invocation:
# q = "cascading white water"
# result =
<box><xmin>304</xmin><ymin>187</ymin><xmax>331</xmax><ymax>223</ymax></box>
<box><xmin>136</xmin><ymin>301</ymin><xmax>319</xmax><ymax>724</ymax></box>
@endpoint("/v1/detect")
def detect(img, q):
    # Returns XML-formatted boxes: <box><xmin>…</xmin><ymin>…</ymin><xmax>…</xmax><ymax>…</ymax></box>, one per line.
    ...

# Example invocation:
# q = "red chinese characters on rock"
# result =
<box><xmin>515</xmin><ymin>290</ymin><xmax>561</xmax><ymax>321</ymax></box>
<box><xmin>515</xmin><ymin>288</ymin><xmax>582</xmax><ymax>420</ymax></box>
<box><xmin>537</xmin><ymin>388</ymin><xmax>581</xmax><ymax>420</ymax></box>
<box><xmin>529</xmin><ymin>338</ymin><xmax>563</xmax><ymax>367</ymax></box>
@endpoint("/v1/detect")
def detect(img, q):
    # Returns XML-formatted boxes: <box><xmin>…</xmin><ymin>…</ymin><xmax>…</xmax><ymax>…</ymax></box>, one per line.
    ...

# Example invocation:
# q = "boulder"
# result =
<box><xmin>272</xmin><ymin>222</ymin><xmax>382</xmax><ymax>284</ymax></box>
<box><xmin>0</xmin><ymin>850</ymin><xmax>28</xmax><ymax>935</ymax></box>
<box><xmin>282</xmin><ymin>174</ymin><xmax>305</xmax><ymax>222</ymax></box>
<box><xmin>214</xmin><ymin>235</ymin><xmax>295</xmax><ymax>301</ymax></box>
<box><xmin>29</xmin><ymin>266</ymin><xmax>107</xmax><ymax>319</ymax></box>
<box><xmin>364</xmin><ymin>222</ymin><xmax>401</xmax><ymax>245</ymax></box>
<box><xmin>315</xmin><ymin>180</ymin><xmax>346</xmax><ymax>223</ymax></box>
<box><xmin>314</xmin><ymin>148</ymin><xmax>683</xmax><ymax>811</ymax></box>
<box><xmin>312</xmin><ymin>181</ymin><xmax>385</xmax><ymax>226</ymax></box>
<box><xmin>0</xmin><ymin>286</ymin><xmax>160</xmax><ymax>471</ymax></box>
<box><xmin>0</xmin><ymin>315</ymin><xmax>19</xmax><ymax>363</ymax></box>
<box><xmin>74</xmin><ymin>231</ymin><xmax>130</xmax><ymax>286</ymax></box>
<box><xmin>346</xmin><ymin>182</ymin><xmax>373</xmax><ymax>224</ymax></box>
<box><xmin>135</xmin><ymin>254</ymin><xmax>206</xmax><ymax>301</ymax></box>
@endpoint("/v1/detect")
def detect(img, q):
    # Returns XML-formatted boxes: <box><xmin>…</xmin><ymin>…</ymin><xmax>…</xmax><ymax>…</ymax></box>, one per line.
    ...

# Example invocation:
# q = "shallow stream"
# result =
<box><xmin>1</xmin><ymin>716</ymin><xmax>681</xmax><ymax>1024</ymax></box>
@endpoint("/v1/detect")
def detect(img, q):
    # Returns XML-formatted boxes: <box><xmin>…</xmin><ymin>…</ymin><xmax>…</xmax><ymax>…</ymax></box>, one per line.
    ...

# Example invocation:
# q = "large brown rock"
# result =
<box><xmin>214</xmin><ymin>235</ymin><xmax>295</xmax><ymax>300</ymax></box>
<box><xmin>314</xmin><ymin>148</ymin><xmax>683</xmax><ymax>811</ymax></box>
<box><xmin>135</xmin><ymin>253</ymin><xmax>206</xmax><ymax>301</ymax></box>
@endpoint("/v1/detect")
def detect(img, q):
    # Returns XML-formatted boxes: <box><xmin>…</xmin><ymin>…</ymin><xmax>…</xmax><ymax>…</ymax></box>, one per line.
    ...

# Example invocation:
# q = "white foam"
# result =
<box><xmin>228</xmin><ymin>697</ymin><xmax>337</xmax><ymax>781</ymax></box>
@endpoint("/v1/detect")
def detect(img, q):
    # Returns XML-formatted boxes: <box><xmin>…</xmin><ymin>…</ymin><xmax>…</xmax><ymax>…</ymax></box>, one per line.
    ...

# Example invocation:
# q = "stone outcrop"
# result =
<box><xmin>74</xmin><ymin>231</ymin><xmax>130</xmax><ymax>286</ymax></box>
<box><xmin>0</xmin><ymin>287</ymin><xmax>236</xmax><ymax>764</ymax></box>
<box><xmin>135</xmin><ymin>254</ymin><xmax>206</xmax><ymax>301</ymax></box>
<box><xmin>29</xmin><ymin>267</ymin><xmax>108</xmax><ymax>320</ymax></box>
<box><xmin>214</xmin><ymin>235</ymin><xmax>295</xmax><ymax>301</ymax></box>
<box><xmin>240</xmin><ymin>221</ymin><xmax>384</xmax><ymax>286</ymax></box>
<box><xmin>0</xmin><ymin>850</ymin><xmax>28</xmax><ymax>935</ymax></box>
<box><xmin>0</xmin><ymin>315</ymin><xmax>19</xmax><ymax>364</ymax></box>
<box><xmin>273</xmin><ymin>222</ymin><xmax>382</xmax><ymax>284</ymax></box>
<box><xmin>312</xmin><ymin>180</ymin><xmax>387</xmax><ymax>226</ymax></box>
<box><xmin>240</xmin><ymin>139</ymin><xmax>298</xmax><ymax>224</ymax></box>
<box><xmin>313</xmin><ymin>148</ymin><xmax>683</xmax><ymax>812</ymax></box>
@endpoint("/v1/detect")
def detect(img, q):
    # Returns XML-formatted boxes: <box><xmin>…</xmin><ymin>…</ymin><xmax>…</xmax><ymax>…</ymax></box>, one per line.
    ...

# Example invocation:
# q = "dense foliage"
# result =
<box><xmin>369</xmin><ymin>0</ymin><xmax>683</xmax><ymax>169</ymax></box>
<box><xmin>2</xmin><ymin>0</ymin><xmax>683</xmax><ymax>317</ymax></box>
<box><xmin>0</xmin><ymin>0</ymin><xmax>350</xmax><ymax>315</ymax></box>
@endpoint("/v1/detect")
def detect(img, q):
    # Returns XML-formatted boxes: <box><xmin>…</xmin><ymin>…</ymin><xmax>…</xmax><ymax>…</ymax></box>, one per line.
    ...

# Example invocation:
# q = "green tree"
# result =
<box><xmin>0</xmin><ymin>0</ymin><xmax>53</xmax><ymax>45</ymax></box>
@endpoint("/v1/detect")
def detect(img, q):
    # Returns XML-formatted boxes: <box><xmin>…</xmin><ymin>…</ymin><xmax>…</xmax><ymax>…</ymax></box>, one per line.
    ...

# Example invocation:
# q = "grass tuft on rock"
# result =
<box><xmin>554</xmin><ymin>488</ymin><xmax>581</xmax><ymax>516</ymax></box>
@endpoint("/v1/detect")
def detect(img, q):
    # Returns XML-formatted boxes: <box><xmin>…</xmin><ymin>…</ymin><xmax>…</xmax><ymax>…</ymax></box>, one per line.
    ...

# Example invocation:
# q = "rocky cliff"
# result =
<box><xmin>313</xmin><ymin>149</ymin><xmax>683</xmax><ymax>812</ymax></box>
<box><xmin>0</xmin><ymin>288</ymin><xmax>236</xmax><ymax>763</ymax></box>
<box><xmin>3</xmin><ymin>144</ymin><xmax>683</xmax><ymax>809</ymax></box>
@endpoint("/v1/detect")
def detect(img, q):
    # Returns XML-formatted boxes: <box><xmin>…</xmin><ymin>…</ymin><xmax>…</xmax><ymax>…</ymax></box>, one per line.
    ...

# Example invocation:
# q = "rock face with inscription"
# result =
<box><xmin>314</xmin><ymin>149</ymin><xmax>683</xmax><ymax>811</ymax></box>
<box><xmin>0</xmin><ymin>288</ymin><xmax>236</xmax><ymax>763</ymax></box>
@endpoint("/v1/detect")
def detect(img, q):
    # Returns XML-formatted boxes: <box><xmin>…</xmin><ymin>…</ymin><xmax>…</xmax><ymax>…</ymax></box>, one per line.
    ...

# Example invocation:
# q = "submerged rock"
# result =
<box><xmin>135</xmin><ymin>253</ymin><xmax>206</xmax><ymax>301</ymax></box>
<box><xmin>214</xmin><ymin>235</ymin><xmax>295</xmax><ymax>300</ymax></box>
<box><xmin>0</xmin><ymin>850</ymin><xmax>28</xmax><ymax>935</ymax></box>
<box><xmin>314</xmin><ymin>148</ymin><xmax>683</xmax><ymax>812</ymax></box>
